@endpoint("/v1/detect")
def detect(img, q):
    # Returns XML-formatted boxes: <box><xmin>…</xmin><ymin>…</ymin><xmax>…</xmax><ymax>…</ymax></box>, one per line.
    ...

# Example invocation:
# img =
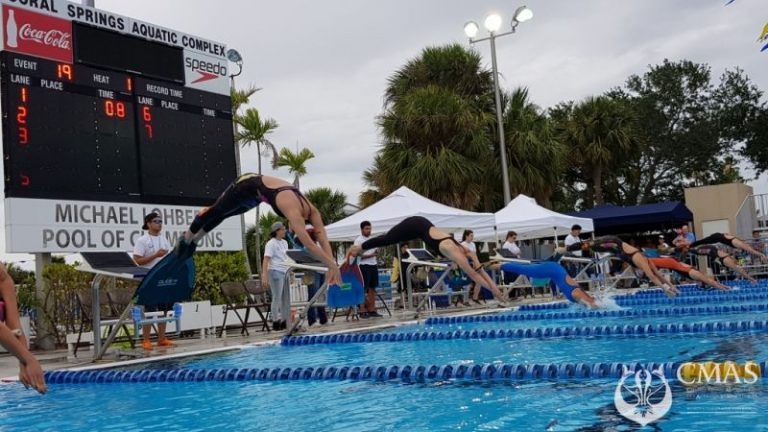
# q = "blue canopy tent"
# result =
<box><xmin>568</xmin><ymin>202</ymin><xmax>693</xmax><ymax>235</ymax></box>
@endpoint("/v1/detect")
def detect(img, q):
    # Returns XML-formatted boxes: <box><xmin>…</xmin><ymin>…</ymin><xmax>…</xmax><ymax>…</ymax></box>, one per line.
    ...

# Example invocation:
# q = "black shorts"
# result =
<box><xmin>143</xmin><ymin>303</ymin><xmax>172</xmax><ymax>313</ymax></box>
<box><xmin>359</xmin><ymin>265</ymin><xmax>379</xmax><ymax>291</ymax></box>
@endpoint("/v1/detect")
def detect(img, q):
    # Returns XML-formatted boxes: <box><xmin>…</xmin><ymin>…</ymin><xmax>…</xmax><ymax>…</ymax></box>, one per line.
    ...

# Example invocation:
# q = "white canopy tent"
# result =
<box><xmin>473</xmin><ymin>194</ymin><xmax>594</xmax><ymax>242</ymax></box>
<box><xmin>324</xmin><ymin>186</ymin><xmax>495</xmax><ymax>241</ymax></box>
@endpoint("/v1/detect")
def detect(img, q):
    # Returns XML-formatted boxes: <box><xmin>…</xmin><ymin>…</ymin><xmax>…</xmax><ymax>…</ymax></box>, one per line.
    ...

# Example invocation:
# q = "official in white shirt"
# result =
<box><xmin>502</xmin><ymin>231</ymin><xmax>521</xmax><ymax>258</ymax></box>
<box><xmin>132</xmin><ymin>212</ymin><xmax>173</xmax><ymax>350</ymax></box>
<box><xmin>263</xmin><ymin>221</ymin><xmax>290</xmax><ymax>330</ymax></box>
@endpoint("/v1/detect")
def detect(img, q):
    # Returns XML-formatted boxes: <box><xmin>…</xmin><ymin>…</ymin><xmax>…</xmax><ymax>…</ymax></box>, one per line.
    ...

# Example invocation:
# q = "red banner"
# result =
<box><xmin>3</xmin><ymin>5</ymin><xmax>72</xmax><ymax>63</ymax></box>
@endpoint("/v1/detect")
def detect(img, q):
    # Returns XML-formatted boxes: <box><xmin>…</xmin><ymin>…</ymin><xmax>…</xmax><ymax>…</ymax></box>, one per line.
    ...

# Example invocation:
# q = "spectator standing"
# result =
<box><xmin>354</xmin><ymin>221</ymin><xmax>381</xmax><ymax>318</ymax></box>
<box><xmin>263</xmin><ymin>222</ymin><xmax>290</xmax><ymax>330</ymax></box>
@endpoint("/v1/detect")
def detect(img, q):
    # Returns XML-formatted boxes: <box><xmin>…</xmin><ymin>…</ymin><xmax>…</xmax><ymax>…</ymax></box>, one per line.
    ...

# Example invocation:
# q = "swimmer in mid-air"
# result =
<box><xmin>690</xmin><ymin>232</ymin><xmax>767</xmax><ymax>261</ymax></box>
<box><xmin>568</xmin><ymin>236</ymin><xmax>680</xmax><ymax>297</ymax></box>
<box><xmin>647</xmin><ymin>256</ymin><xmax>730</xmax><ymax>290</ymax></box>
<box><xmin>177</xmin><ymin>173</ymin><xmax>341</xmax><ymax>285</ymax></box>
<box><xmin>497</xmin><ymin>261</ymin><xmax>599</xmax><ymax>308</ymax></box>
<box><xmin>346</xmin><ymin>216</ymin><xmax>509</xmax><ymax>306</ymax></box>
<box><xmin>683</xmin><ymin>244</ymin><xmax>758</xmax><ymax>285</ymax></box>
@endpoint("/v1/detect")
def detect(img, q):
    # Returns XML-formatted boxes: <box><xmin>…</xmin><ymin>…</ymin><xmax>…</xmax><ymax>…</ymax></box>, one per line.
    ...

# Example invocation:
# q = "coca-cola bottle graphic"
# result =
<box><xmin>6</xmin><ymin>9</ymin><xmax>17</xmax><ymax>48</ymax></box>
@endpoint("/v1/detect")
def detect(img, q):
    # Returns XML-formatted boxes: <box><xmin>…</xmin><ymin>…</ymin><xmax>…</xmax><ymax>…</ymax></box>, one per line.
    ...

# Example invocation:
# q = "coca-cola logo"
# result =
<box><xmin>18</xmin><ymin>23</ymin><xmax>71</xmax><ymax>49</ymax></box>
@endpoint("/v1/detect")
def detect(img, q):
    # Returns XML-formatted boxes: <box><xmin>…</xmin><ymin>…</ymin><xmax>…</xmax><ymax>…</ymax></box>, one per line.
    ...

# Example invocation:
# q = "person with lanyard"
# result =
<box><xmin>173</xmin><ymin>173</ymin><xmax>341</xmax><ymax>287</ymax></box>
<box><xmin>354</xmin><ymin>221</ymin><xmax>381</xmax><ymax>318</ymax></box>
<box><xmin>0</xmin><ymin>262</ymin><xmax>46</xmax><ymax>394</ymax></box>
<box><xmin>568</xmin><ymin>236</ymin><xmax>680</xmax><ymax>297</ymax></box>
<box><xmin>346</xmin><ymin>216</ymin><xmax>509</xmax><ymax>306</ymax></box>
<box><xmin>133</xmin><ymin>212</ymin><xmax>174</xmax><ymax>350</ymax></box>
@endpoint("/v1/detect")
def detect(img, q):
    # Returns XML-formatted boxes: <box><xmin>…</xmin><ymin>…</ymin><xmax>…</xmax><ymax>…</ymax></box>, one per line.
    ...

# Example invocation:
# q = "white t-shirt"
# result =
<box><xmin>502</xmin><ymin>241</ymin><xmax>520</xmax><ymax>257</ymax></box>
<box><xmin>133</xmin><ymin>233</ymin><xmax>172</xmax><ymax>269</ymax></box>
<box><xmin>461</xmin><ymin>241</ymin><xmax>476</xmax><ymax>254</ymax></box>
<box><xmin>265</xmin><ymin>238</ymin><xmax>289</xmax><ymax>273</ymax></box>
<box><xmin>353</xmin><ymin>234</ymin><xmax>377</xmax><ymax>266</ymax></box>
<box><xmin>565</xmin><ymin>234</ymin><xmax>582</xmax><ymax>257</ymax></box>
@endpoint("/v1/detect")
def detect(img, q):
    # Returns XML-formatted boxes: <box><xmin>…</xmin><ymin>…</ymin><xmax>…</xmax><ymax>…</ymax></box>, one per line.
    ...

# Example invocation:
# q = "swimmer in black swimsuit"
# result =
<box><xmin>685</xmin><ymin>244</ymin><xmax>757</xmax><ymax>285</ymax></box>
<box><xmin>568</xmin><ymin>236</ymin><xmax>680</xmax><ymax>297</ymax></box>
<box><xmin>346</xmin><ymin>216</ymin><xmax>509</xmax><ymax>305</ymax></box>
<box><xmin>178</xmin><ymin>173</ymin><xmax>341</xmax><ymax>285</ymax></box>
<box><xmin>690</xmin><ymin>232</ymin><xmax>767</xmax><ymax>260</ymax></box>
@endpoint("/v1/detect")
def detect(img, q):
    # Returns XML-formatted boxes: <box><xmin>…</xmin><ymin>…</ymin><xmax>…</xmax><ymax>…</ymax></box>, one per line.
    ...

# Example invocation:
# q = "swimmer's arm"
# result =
<box><xmin>572</xmin><ymin>288</ymin><xmax>598</xmax><ymax>309</ymax></box>
<box><xmin>724</xmin><ymin>257</ymin><xmax>756</xmax><ymax>283</ymax></box>
<box><xmin>285</xmin><ymin>210</ymin><xmax>335</xmax><ymax>268</ymax></box>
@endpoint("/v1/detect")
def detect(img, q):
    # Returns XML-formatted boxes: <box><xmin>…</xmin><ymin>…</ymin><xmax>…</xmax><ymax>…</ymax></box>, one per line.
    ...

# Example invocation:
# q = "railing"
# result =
<box><xmin>736</xmin><ymin>193</ymin><xmax>768</xmax><ymax>239</ymax></box>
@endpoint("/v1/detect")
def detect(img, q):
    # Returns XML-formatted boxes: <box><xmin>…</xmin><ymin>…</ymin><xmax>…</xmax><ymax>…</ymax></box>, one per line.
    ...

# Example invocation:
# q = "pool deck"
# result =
<box><xmin>0</xmin><ymin>295</ymin><xmax>564</xmax><ymax>380</ymax></box>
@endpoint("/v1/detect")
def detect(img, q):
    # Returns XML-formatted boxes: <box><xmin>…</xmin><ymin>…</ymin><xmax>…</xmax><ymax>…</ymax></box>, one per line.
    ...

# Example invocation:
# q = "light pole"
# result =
<box><xmin>227</xmin><ymin>48</ymin><xmax>254</xmax><ymax>274</ymax></box>
<box><xmin>464</xmin><ymin>6</ymin><xmax>533</xmax><ymax>205</ymax></box>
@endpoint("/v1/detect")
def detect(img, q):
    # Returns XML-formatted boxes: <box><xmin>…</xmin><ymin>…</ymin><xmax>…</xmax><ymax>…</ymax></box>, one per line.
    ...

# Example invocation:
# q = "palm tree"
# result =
<box><xmin>560</xmin><ymin>96</ymin><xmax>641</xmax><ymax>206</ymax></box>
<box><xmin>235</xmin><ymin>108</ymin><xmax>279</xmax><ymax>174</ymax></box>
<box><xmin>503</xmin><ymin>87</ymin><xmax>566</xmax><ymax>207</ymax></box>
<box><xmin>370</xmin><ymin>44</ymin><xmax>497</xmax><ymax>209</ymax></box>
<box><xmin>275</xmin><ymin>147</ymin><xmax>315</xmax><ymax>188</ymax></box>
<box><xmin>235</xmin><ymin>107</ymin><xmax>279</xmax><ymax>275</ymax></box>
<box><xmin>304</xmin><ymin>187</ymin><xmax>348</xmax><ymax>224</ymax></box>
<box><xmin>231</xmin><ymin>85</ymin><xmax>260</xmax><ymax>115</ymax></box>
<box><xmin>245</xmin><ymin>213</ymin><xmax>283</xmax><ymax>272</ymax></box>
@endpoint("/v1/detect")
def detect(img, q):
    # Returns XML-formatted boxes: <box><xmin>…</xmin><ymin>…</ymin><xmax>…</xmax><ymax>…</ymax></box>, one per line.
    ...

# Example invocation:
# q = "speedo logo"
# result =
<box><xmin>185</xmin><ymin>57</ymin><xmax>227</xmax><ymax>84</ymax></box>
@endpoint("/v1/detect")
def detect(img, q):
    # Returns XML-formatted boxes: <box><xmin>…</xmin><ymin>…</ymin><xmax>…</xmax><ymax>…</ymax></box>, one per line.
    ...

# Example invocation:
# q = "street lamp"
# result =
<box><xmin>227</xmin><ymin>48</ymin><xmax>252</xmax><ymax>273</ymax></box>
<box><xmin>464</xmin><ymin>6</ymin><xmax>533</xmax><ymax>205</ymax></box>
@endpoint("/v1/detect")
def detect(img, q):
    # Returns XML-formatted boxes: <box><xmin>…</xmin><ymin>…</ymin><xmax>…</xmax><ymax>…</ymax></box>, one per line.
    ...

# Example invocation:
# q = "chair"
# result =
<box><xmin>531</xmin><ymin>277</ymin><xmax>552</xmax><ymax>297</ymax></box>
<box><xmin>217</xmin><ymin>282</ymin><xmax>252</xmax><ymax>337</ymax></box>
<box><xmin>243</xmin><ymin>280</ymin><xmax>271</xmax><ymax>333</ymax></box>
<box><xmin>105</xmin><ymin>288</ymin><xmax>140</xmax><ymax>346</ymax></box>
<box><xmin>72</xmin><ymin>290</ymin><xmax>130</xmax><ymax>356</ymax></box>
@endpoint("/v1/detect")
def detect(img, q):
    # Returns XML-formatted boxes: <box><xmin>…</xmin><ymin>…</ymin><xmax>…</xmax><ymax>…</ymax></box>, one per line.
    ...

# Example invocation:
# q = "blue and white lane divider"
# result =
<box><xmin>619</xmin><ymin>286</ymin><xmax>768</xmax><ymax>299</ymax></box>
<box><xmin>43</xmin><ymin>361</ymin><xmax>767</xmax><ymax>384</ymax></box>
<box><xmin>280</xmin><ymin>319</ymin><xmax>768</xmax><ymax>346</ymax></box>
<box><xmin>520</xmin><ymin>292</ymin><xmax>768</xmax><ymax>311</ymax></box>
<box><xmin>424</xmin><ymin>303</ymin><xmax>768</xmax><ymax>325</ymax></box>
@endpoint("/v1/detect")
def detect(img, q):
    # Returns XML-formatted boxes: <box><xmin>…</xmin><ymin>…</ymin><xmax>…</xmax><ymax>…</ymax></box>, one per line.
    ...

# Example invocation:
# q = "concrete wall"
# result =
<box><xmin>683</xmin><ymin>183</ymin><xmax>753</xmax><ymax>237</ymax></box>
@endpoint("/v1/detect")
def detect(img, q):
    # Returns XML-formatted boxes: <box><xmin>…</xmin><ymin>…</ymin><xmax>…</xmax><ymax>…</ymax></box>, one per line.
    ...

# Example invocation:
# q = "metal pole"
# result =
<box><xmin>82</xmin><ymin>0</ymin><xmax>94</xmax><ymax>6</ymax></box>
<box><xmin>33</xmin><ymin>253</ymin><xmax>54</xmax><ymax>350</ymax></box>
<box><xmin>230</xmin><ymin>73</ymin><xmax>252</xmax><ymax>274</ymax></box>
<box><xmin>489</xmin><ymin>34</ymin><xmax>512</xmax><ymax>205</ymax></box>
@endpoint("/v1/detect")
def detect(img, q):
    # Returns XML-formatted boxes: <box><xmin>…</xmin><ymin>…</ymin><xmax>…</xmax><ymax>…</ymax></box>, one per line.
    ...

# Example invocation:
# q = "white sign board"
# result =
<box><xmin>4</xmin><ymin>198</ymin><xmax>241</xmax><ymax>253</ymax></box>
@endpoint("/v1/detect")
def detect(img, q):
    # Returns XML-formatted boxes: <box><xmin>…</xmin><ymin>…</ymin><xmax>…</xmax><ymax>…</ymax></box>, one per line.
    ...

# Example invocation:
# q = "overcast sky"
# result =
<box><xmin>2</xmin><ymin>0</ymin><xmax>768</xmax><ymax>265</ymax></box>
<box><xmin>95</xmin><ymin>0</ymin><xmax>768</xmax><ymax>200</ymax></box>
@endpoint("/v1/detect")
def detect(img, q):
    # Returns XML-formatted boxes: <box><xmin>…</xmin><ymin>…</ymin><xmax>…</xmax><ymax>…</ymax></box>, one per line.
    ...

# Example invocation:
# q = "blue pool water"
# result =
<box><xmin>5</xmin><ymin>283</ymin><xmax>768</xmax><ymax>431</ymax></box>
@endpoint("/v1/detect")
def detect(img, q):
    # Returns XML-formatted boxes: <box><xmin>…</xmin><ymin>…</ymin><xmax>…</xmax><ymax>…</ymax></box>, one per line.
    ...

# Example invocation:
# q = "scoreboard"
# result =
<box><xmin>0</xmin><ymin>0</ymin><xmax>241</xmax><ymax>252</ymax></box>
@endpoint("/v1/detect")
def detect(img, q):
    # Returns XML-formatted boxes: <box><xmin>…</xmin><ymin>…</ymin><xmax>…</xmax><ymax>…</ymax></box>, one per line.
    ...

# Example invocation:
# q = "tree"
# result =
<box><xmin>275</xmin><ymin>147</ymin><xmax>315</xmax><ymax>188</ymax></box>
<box><xmin>503</xmin><ymin>87</ymin><xmax>566</xmax><ymax>207</ymax></box>
<box><xmin>231</xmin><ymin>85</ymin><xmax>260</xmax><ymax>115</ymax></box>
<box><xmin>234</xmin><ymin>106</ymin><xmax>280</xmax><ymax>276</ymax></box>
<box><xmin>245</xmin><ymin>212</ymin><xmax>282</xmax><ymax>272</ymax></box>
<box><xmin>367</xmin><ymin>44</ymin><xmax>497</xmax><ymax>210</ymax></box>
<box><xmin>609</xmin><ymin>60</ymin><xmax>763</xmax><ymax>203</ymax></box>
<box><xmin>304</xmin><ymin>187</ymin><xmax>348</xmax><ymax>224</ymax></box>
<box><xmin>559</xmin><ymin>95</ymin><xmax>642</xmax><ymax>207</ymax></box>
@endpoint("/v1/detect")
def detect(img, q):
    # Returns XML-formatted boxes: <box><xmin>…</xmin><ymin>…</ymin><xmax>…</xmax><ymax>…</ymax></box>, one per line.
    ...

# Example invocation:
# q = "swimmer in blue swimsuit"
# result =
<box><xmin>499</xmin><ymin>261</ymin><xmax>598</xmax><ymax>308</ymax></box>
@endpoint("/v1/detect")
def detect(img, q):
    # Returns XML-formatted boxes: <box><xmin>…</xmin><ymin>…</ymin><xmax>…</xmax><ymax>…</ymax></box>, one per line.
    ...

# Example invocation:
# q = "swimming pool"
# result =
<box><xmin>8</xmin><ymin>280</ymin><xmax>768</xmax><ymax>431</ymax></box>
